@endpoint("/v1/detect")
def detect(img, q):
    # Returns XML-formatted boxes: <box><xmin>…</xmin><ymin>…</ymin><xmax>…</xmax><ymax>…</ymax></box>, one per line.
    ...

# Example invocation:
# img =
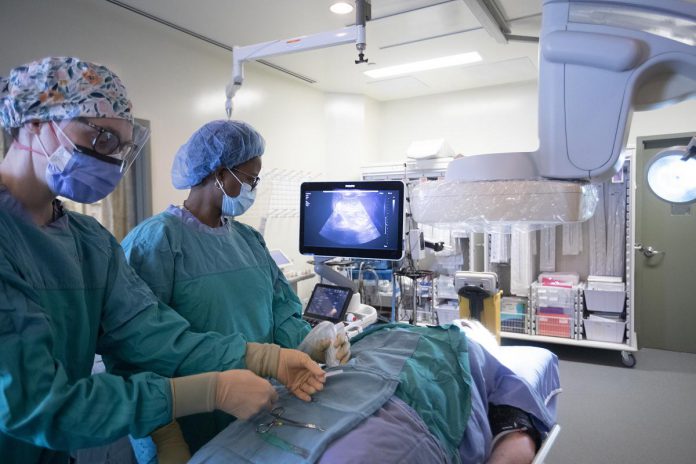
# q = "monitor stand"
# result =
<box><xmin>313</xmin><ymin>256</ymin><xmax>358</xmax><ymax>292</ymax></box>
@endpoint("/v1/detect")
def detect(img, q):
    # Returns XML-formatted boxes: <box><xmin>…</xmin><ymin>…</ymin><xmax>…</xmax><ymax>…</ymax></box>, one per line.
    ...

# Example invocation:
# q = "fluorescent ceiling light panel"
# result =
<box><xmin>330</xmin><ymin>2</ymin><xmax>354</xmax><ymax>14</ymax></box>
<box><xmin>364</xmin><ymin>52</ymin><xmax>483</xmax><ymax>79</ymax></box>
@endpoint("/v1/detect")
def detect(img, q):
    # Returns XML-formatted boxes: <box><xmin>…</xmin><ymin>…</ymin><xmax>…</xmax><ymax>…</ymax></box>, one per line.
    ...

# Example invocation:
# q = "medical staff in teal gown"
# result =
<box><xmin>0</xmin><ymin>188</ymin><xmax>245</xmax><ymax>462</ymax></box>
<box><xmin>123</xmin><ymin>206</ymin><xmax>309</xmax><ymax>350</ymax></box>
<box><xmin>123</xmin><ymin>207</ymin><xmax>310</xmax><ymax>453</ymax></box>
<box><xmin>0</xmin><ymin>57</ymin><xmax>325</xmax><ymax>464</ymax></box>
<box><xmin>122</xmin><ymin>120</ymin><xmax>349</xmax><ymax>456</ymax></box>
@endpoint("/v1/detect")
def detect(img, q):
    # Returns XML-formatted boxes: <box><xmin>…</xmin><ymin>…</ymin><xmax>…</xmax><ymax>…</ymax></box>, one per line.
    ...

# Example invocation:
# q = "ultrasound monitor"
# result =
<box><xmin>300</xmin><ymin>181</ymin><xmax>404</xmax><ymax>260</ymax></box>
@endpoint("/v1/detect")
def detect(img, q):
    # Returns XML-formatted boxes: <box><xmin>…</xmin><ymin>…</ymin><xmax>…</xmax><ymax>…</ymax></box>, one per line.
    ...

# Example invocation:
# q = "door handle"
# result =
<box><xmin>634</xmin><ymin>243</ymin><xmax>664</xmax><ymax>258</ymax></box>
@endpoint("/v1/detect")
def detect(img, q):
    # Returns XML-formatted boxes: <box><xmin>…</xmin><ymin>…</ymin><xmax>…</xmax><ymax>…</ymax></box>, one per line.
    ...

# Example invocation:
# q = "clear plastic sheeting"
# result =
<box><xmin>539</xmin><ymin>227</ymin><xmax>557</xmax><ymax>272</ymax></box>
<box><xmin>589</xmin><ymin>184</ymin><xmax>607</xmax><ymax>276</ymax></box>
<box><xmin>490</xmin><ymin>233</ymin><xmax>511</xmax><ymax>264</ymax></box>
<box><xmin>562</xmin><ymin>223</ymin><xmax>583</xmax><ymax>255</ymax></box>
<box><xmin>511</xmin><ymin>230</ymin><xmax>537</xmax><ymax>297</ymax></box>
<box><xmin>589</xmin><ymin>181</ymin><xmax>627</xmax><ymax>277</ymax></box>
<box><xmin>410</xmin><ymin>179</ymin><xmax>599</xmax><ymax>233</ymax></box>
<box><xmin>606</xmin><ymin>181</ymin><xmax>627</xmax><ymax>277</ymax></box>
<box><xmin>569</xmin><ymin>3</ymin><xmax>696</xmax><ymax>47</ymax></box>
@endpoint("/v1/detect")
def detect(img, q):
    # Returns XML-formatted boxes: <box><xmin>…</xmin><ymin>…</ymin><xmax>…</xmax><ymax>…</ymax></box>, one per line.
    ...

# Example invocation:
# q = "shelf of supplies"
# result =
<box><xmin>501</xmin><ymin>332</ymin><xmax>637</xmax><ymax>352</ymax></box>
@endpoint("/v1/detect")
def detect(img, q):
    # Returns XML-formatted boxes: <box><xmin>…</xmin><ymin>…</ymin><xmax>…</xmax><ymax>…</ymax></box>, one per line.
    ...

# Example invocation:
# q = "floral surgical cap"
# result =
<box><xmin>0</xmin><ymin>56</ymin><xmax>133</xmax><ymax>128</ymax></box>
<box><xmin>171</xmin><ymin>120</ymin><xmax>265</xmax><ymax>189</ymax></box>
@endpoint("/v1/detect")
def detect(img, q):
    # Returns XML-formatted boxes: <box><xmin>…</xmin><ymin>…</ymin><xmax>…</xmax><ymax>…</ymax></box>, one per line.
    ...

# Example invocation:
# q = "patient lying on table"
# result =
<box><xmin>190</xmin><ymin>322</ymin><xmax>560</xmax><ymax>464</ymax></box>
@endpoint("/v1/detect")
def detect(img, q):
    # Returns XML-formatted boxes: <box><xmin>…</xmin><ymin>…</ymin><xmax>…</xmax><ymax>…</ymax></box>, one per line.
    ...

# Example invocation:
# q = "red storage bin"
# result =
<box><xmin>536</xmin><ymin>314</ymin><xmax>574</xmax><ymax>338</ymax></box>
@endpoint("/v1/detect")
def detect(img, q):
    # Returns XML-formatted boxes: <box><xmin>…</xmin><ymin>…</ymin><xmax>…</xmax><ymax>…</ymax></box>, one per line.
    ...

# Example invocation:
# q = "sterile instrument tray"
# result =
<box><xmin>410</xmin><ymin>179</ymin><xmax>598</xmax><ymax>225</ymax></box>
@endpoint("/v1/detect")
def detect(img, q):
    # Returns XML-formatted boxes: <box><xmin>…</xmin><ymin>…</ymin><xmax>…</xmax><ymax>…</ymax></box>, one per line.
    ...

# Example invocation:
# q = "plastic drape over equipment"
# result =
<box><xmin>489</xmin><ymin>234</ymin><xmax>511</xmax><ymax>264</ymax></box>
<box><xmin>589</xmin><ymin>182</ymin><xmax>627</xmax><ymax>277</ymax></box>
<box><xmin>511</xmin><ymin>230</ymin><xmax>537</xmax><ymax>297</ymax></box>
<box><xmin>410</xmin><ymin>180</ymin><xmax>599</xmax><ymax>233</ymax></box>
<box><xmin>562</xmin><ymin>223</ymin><xmax>583</xmax><ymax>255</ymax></box>
<box><xmin>539</xmin><ymin>227</ymin><xmax>557</xmax><ymax>272</ymax></box>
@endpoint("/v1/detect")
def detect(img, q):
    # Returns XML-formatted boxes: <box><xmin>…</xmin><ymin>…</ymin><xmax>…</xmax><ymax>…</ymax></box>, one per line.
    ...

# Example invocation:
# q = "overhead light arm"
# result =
<box><xmin>461</xmin><ymin>0</ymin><xmax>510</xmax><ymax>44</ymax></box>
<box><xmin>225</xmin><ymin>0</ymin><xmax>371</xmax><ymax>118</ymax></box>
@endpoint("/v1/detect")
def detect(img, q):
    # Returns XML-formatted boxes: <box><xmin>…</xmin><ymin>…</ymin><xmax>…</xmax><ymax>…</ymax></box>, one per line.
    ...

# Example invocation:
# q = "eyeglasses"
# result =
<box><xmin>229</xmin><ymin>167</ymin><xmax>261</xmax><ymax>191</ymax></box>
<box><xmin>74</xmin><ymin>118</ymin><xmax>150</xmax><ymax>172</ymax></box>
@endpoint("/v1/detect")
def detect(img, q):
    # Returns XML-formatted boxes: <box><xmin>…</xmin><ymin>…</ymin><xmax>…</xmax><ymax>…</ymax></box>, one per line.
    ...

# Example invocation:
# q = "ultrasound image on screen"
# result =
<box><xmin>303</xmin><ymin>190</ymin><xmax>400</xmax><ymax>251</ymax></box>
<box><xmin>306</xmin><ymin>286</ymin><xmax>351</xmax><ymax>319</ymax></box>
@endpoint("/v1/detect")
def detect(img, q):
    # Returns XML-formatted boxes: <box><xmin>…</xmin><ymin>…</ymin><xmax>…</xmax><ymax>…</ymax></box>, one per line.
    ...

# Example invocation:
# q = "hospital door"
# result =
<box><xmin>635</xmin><ymin>133</ymin><xmax>696</xmax><ymax>354</ymax></box>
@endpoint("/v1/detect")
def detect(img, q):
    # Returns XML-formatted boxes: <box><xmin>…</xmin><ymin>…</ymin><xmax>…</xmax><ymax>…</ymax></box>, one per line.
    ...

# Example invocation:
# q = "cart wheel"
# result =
<box><xmin>621</xmin><ymin>351</ymin><xmax>636</xmax><ymax>368</ymax></box>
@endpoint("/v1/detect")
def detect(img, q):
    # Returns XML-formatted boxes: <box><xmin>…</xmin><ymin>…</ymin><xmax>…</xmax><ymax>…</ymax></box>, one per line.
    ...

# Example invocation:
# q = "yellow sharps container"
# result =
<box><xmin>459</xmin><ymin>291</ymin><xmax>502</xmax><ymax>342</ymax></box>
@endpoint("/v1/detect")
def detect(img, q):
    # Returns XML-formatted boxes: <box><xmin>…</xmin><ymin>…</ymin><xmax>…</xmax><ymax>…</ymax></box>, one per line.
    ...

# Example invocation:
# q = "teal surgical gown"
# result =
<box><xmin>0</xmin><ymin>188</ymin><xmax>248</xmax><ymax>463</ymax></box>
<box><xmin>122</xmin><ymin>206</ymin><xmax>310</xmax><ymax>451</ymax></box>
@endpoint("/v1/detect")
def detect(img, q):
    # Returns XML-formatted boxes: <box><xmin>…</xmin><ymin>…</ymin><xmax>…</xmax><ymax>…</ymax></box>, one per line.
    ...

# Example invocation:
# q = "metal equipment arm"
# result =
<box><xmin>313</xmin><ymin>257</ymin><xmax>358</xmax><ymax>292</ymax></box>
<box><xmin>226</xmin><ymin>0</ymin><xmax>371</xmax><ymax>117</ymax></box>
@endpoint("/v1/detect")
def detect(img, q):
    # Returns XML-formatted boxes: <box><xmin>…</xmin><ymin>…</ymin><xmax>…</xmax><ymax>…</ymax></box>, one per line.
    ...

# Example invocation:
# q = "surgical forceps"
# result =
<box><xmin>256</xmin><ymin>407</ymin><xmax>325</xmax><ymax>434</ymax></box>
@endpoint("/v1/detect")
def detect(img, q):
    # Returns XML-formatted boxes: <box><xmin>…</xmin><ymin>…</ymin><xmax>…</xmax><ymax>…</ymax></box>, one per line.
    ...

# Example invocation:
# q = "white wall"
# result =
<box><xmin>376</xmin><ymin>81</ymin><xmax>539</xmax><ymax>162</ymax></box>
<box><xmin>374</xmin><ymin>79</ymin><xmax>696</xmax><ymax>164</ymax></box>
<box><xmin>260</xmin><ymin>92</ymin><xmax>380</xmax><ymax>296</ymax></box>
<box><xmin>323</xmin><ymin>93</ymin><xmax>382</xmax><ymax>179</ymax></box>
<box><xmin>628</xmin><ymin>100</ymin><xmax>696</xmax><ymax>146</ymax></box>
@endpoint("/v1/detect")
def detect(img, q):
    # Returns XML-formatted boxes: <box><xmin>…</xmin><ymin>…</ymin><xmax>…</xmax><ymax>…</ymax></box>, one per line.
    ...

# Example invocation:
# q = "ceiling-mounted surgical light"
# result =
<box><xmin>330</xmin><ymin>2</ymin><xmax>354</xmax><ymax>15</ymax></box>
<box><xmin>645</xmin><ymin>137</ymin><xmax>696</xmax><ymax>204</ymax></box>
<box><xmin>364</xmin><ymin>52</ymin><xmax>483</xmax><ymax>79</ymax></box>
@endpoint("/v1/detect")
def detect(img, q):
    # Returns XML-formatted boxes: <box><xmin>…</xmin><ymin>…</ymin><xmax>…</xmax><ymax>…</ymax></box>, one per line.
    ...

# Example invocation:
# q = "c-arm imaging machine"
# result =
<box><xmin>225</xmin><ymin>0</ymin><xmax>696</xmax><ymax>224</ymax></box>
<box><xmin>426</xmin><ymin>0</ymin><xmax>696</xmax><ymax>226</ymax></box>
<box><xmin>448</xmin><ymin>0</ymin><xmax>696</xmax><ymax>184</ymax></box>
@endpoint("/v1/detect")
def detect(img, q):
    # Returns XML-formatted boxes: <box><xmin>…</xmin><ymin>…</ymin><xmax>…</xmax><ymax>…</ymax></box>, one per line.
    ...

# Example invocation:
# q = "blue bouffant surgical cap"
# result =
<box><xmin>171</xmin><ymin>119</ymin><xmax>265</xmax><ymax>189</ymax></box>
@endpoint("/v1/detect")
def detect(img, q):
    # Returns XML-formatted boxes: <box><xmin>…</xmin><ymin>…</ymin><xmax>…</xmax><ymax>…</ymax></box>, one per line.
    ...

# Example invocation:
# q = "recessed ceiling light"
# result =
<box><xmin>364</xmin><ymin>52</ymin><xmax>483</xmax><ymax>79</ymax></box>
<box><xmin>330</xmin><ymin>2</ymin><xmax>354</xmax><ymax>15</ymax></box>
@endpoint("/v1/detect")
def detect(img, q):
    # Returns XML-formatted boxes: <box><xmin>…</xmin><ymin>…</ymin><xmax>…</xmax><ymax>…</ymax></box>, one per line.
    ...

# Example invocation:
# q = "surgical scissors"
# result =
<box><xmin>256</xmin><ymin>407</ymin><xmax>325</xmax><ymax>434</ymax></box>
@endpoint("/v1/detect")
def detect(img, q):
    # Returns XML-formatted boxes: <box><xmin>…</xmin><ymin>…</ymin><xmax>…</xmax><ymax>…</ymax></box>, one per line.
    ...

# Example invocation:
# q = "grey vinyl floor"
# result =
<box><xmin>537</xmin><ymin>344</ymin><xmax>696</xmax><ymax>464</ymax></box>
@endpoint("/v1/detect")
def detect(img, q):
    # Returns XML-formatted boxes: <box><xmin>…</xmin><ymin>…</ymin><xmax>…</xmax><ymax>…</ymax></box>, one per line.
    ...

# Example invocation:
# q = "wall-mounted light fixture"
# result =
<box><xmin>646</xmin><ymin>137</ymin><xmax>696</xmax><ymax>205</ymax></box>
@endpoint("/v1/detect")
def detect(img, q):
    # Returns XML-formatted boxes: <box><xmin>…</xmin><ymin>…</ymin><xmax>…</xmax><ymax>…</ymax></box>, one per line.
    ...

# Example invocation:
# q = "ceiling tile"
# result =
<box><xmin>369</xmin><ymin>1</ymin><xmax>480</xmax><ymax>49</ymax></box>
<box><xmin>497</xmin><ymin>0</ymin><xmax>542</xmax><ymax>21</ymax></box>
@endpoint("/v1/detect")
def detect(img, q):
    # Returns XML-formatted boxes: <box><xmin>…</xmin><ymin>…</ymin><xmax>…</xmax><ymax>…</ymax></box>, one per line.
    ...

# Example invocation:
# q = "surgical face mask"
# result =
<box><xmin>216</xmin><ymin>169</ymin><xmax>256</xmax><ymax>217</ymax></box>
<box><xmin>36</xmin><ymin>122</ymin><xmax>125</xmax><ymax>203</ymax></box>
